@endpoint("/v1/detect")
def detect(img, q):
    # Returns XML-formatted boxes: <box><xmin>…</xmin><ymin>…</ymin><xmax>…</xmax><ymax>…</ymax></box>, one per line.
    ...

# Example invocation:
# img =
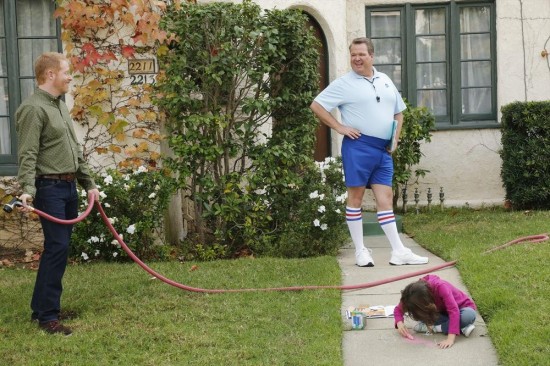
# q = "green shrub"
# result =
<box><xmin>500</xmin><ymin>101</ymin><xmax>550</xmax><ymax>209</ymax></box>
<box><xmin>259</xmin><ymin>157</ymin><xmax>348</xmax><ymax>258</ymax></box>
<box><xmin>70</xmin><ymin>167</ymin><xmax>175</xmax><ymax>262</ymax></box>
<box><xmin>392</xmin><ymin>100</ymin><xmax>435</xmax><ymax>209</ymax></box>
<box><xmin>155</xmin><ymin>0</ymin><xmax>345</xmax><ymax>258</ymax></box>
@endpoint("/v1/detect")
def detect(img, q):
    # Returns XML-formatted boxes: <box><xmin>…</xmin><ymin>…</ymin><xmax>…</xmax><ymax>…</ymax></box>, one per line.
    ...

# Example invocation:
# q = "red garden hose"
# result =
<box><xmin>22</xmin><ymin>197</ymin><xmax>548</xmax><ymax>294</ymax></box>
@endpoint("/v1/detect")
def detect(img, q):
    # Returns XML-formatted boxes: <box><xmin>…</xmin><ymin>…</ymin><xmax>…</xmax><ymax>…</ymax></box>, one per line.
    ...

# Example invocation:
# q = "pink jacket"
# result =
<box><xmin>394</xmin><ymin>275</ymin><xmax>477</xmax><ymax>335</ymax></box>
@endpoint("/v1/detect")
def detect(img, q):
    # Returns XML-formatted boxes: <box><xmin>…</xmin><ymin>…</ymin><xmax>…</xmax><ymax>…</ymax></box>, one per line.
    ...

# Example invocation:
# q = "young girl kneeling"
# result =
<box><xmin>394</xmin><ymin>274</ymin><xmax>477</xmax><ymax>349</ymax></box>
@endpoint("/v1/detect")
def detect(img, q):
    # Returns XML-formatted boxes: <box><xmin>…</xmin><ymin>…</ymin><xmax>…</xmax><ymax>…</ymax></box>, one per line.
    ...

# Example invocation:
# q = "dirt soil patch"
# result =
<box><xmin>0</xmin><ymin>247</ymin><xmax>40</xmax><ymax>270</ymax></box>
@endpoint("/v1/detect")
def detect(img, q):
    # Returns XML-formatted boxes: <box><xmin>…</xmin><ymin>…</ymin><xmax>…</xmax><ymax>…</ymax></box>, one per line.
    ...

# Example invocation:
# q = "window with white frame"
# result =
<box><xmin>0</xmin><ymin>0</ymin><xmax>60</xmax><ymax>175</ymax></box>
<box><xmin>366</xmin><ymin>1</ymin><xmax>497</xmax><ymax>128</ymax></box>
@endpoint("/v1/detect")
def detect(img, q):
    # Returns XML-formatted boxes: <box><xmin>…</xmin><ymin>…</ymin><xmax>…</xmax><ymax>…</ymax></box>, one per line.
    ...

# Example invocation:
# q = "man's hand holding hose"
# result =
<box><xmin>17</xmin><ymin>188</ymin><xmax>100</xmax><ymax>213</ymax></box>
<box><xmin>17</xmin><ymin>193</ymin><xmax>34</xmax><ymax>212</ymax></box>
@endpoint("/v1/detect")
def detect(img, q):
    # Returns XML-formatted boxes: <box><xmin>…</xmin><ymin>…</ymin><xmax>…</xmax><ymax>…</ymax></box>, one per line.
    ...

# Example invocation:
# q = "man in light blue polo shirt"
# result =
<box><xmin>310</xmin><ymin>37</ymin><xmax>428</xmax><ymax>267</ymax></box>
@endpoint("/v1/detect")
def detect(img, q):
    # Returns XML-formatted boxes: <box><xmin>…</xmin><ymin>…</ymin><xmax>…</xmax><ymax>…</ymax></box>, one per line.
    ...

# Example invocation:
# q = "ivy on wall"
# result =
<box><xmin>54</xmin><ymin>0</ymin><xmax>194</xmax><ymax>170</ymax></box>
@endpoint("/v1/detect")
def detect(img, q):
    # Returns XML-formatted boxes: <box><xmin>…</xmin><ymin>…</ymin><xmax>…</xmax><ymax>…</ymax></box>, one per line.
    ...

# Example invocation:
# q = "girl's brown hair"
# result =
<box><xmin>400</xmin><ymin>280</ymin><xmax>439</xmax><ymax>325</ymax></box>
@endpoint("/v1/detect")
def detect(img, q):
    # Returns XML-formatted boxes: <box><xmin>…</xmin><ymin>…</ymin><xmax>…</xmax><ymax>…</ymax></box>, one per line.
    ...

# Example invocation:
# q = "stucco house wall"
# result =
<box><xmin>247</xmin><ymin>0</ymin><xmax>550</xmax><ymax>208</ymax></box>
<box><xmin>2</xmin><ymin>0</ymin><xmax>549</xmax><ymax>249</ymax></box>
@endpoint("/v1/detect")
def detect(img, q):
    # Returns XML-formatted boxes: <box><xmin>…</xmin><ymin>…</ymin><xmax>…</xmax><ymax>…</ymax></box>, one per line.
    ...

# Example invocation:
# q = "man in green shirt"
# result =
<box><xmin>16</xmin><ymin>52</ymin><xmax>100</xmax><ymax>335</ymax></box>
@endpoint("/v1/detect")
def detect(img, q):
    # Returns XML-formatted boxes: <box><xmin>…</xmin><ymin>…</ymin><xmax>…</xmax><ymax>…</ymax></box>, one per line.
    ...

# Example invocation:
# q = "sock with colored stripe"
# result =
<box><xmin>377</xmin><ymin>210</ymin><xmax>406</xmax><ymax>253</ymax></box>
<box><xmin>346</xmin><ymin>207</ymin><xmax>365</xmax><ymax>255</ymax></box>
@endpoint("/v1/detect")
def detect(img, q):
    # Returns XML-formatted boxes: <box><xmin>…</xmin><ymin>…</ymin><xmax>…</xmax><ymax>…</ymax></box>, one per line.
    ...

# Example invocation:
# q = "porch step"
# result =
<box><xmin>362</xmin><ymin>212</ymin><xmax>403</xmax><ymax>236</ymax></box>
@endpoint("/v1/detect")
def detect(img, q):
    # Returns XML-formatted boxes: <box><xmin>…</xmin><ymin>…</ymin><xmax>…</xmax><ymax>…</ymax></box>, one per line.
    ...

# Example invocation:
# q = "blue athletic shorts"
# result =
<box><xmin>341</xmin><ymin>134</ymin><xmax>393</xmax><ymax>188</ymax></box>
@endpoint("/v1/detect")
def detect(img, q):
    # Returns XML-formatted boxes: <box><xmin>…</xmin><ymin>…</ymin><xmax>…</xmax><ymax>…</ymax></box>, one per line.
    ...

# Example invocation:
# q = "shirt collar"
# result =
<box><xmin>352</xmin><ymin>67</ymin><xmax>380</xmax><ymax>80</ymax></box>
<box><xmin>35</xmin><ymin>87</ymin><xmax>62</xmax><ymax>101</ymax></box>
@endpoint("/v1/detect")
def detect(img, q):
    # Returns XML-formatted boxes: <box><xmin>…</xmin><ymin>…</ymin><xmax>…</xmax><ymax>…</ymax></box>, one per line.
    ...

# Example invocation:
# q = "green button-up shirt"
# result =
<box><xmin>16</xmin><ymin>88</ymin><xmax>96</xmax><ymax>197</ymax></box>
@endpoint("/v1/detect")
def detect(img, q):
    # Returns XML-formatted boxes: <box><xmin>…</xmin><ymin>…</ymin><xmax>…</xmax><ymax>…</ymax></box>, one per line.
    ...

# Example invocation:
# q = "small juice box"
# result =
<box><xmin>351</xmin><ymin>310</ymin><xmax>365</xmax><ymax>330</ymax></box>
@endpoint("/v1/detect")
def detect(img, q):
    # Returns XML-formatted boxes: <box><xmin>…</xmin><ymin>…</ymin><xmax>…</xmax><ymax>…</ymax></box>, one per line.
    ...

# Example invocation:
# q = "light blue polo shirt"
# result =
<box><xmin>314</xmin><ymin>69</ymin><xmax>406</xmax><ymax>139</ymax></box>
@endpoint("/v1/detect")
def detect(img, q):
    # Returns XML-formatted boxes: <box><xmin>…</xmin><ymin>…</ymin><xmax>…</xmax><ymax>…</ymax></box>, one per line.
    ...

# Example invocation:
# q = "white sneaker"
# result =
<box><xmin>461</xmin><ymin>324</ymin><xmax>475</xmax><ymax>337</ymax></box>
<box><xmin>413</xmin><ymin>322</ymin><xmax>432</xmax><ymax>334</ymax></box>
<box><xmin>389</xmin><ymin>248</ymin><xmax>429</xmax><ymax>265</ymax></box>
<box><xmin>356</xmin><ymin>248</ymin><xmax>374</xmax><ymax>267</ymax></box>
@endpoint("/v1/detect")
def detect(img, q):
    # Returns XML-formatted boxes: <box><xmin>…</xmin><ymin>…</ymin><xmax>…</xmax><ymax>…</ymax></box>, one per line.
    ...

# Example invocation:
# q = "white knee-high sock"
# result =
<box><xmin>346</xmin><ymin>207</ymin><xmax>365</xmax><ymax>255</ymax></box>
<box><xmin>377</xmin><ymin>210</ymin><xmax>406</xmax><ymax>253</ymax></box>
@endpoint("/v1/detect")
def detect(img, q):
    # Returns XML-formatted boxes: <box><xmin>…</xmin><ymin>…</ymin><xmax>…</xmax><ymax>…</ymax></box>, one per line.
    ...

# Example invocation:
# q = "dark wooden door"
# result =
<box><xmin>306</xmin><ymin>14</ymin><xmax>330</xmax><ymax>162</ymax></box>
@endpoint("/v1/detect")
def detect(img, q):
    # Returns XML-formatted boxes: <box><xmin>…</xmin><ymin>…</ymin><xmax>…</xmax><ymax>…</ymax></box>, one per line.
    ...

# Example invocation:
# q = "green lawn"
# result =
<box><xmin>0</xmin><ymin>257</ymin><xmax>342</xmax><ymax>366</ymax></box>
<box><xmin>2</xmin><ymin>207</ymin><xmax>549</xmax><ymax>365</ymax></box>
<box><xmin>403</xmin><ymin>207</ymin><xmax>550</xmax><ymax>366</ymax></box>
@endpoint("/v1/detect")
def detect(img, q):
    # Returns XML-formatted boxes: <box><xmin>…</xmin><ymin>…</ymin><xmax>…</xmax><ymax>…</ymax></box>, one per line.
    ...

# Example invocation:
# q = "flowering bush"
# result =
<box><xmin>254</xmin><ymin>156</ymin><xmax>349</xmax><ymax>258</ymax></box>
<box><xmin>156</xmin><ymin>1</ymin><xmax>345</xmax><ymax>259</ymax></box>
<box><xmin>70</xmin><ymin>166</ymin><xmax>174</xmax><ymax>262</ymax></box>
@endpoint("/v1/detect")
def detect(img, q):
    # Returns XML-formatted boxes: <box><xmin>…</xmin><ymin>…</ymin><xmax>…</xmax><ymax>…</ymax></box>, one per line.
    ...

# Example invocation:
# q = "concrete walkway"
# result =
<box><xmin>338</xmin><ymin>234</ymin><xmax>500</xmax><ymax>366</ymax></box>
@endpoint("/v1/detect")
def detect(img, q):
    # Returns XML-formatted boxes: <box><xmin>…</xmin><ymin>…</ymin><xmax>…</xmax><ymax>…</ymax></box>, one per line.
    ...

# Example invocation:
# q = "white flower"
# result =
<box><xmin>113</xmin><ymin>252</ymin><xmax>118</xmax><ymax>258</ymax></box>
<box><xmin>126</xmin><ymin>224</ymin><xmax>136</xmax><ymax>234</ymax></box>
<box><xmin>134</xmin><ymin>166</ymin><xmax>147</xmax><ymax>174</ymax></box>
<box><xmin>309</xmin><ymin>191</ymin><xmax>319</xmax><ymax>199</ymax></box>
<box><xmin>81</xmin><ymin>189</ymin><xmax>87</xmax><ymax>197</ymax></box>
<box><xmin>318</xmin><ymin>194</ymin><xmax>325</xmax><ymax>200</ymax></box>
<box><xmin>99</xmin><ymin>191</ymin><xmax>107</xmax><ymax>199</ymax></box>
<box><xmin>89</xmin><ymin>236</ymin><xmax>100</xmax><ymax>243</ymax></box>
<box><xmin>335</xmin><ymin>193</ymin><xmax>348</xmax><ymax>203</ymax></box>
<box><xmin>256</xmin><ymin>188</ymin><xmax>267</xmax><ymax>195</ymax></box>
<box><xmin>94</xmin><ymin>250</ymin><xmax>100</xmax><ymax>257</ymax></box>
<box><xmin>124</xmin><ymin>174</ymin><xmax>130</xmax><ymax>181</ymax></box>
<box><xmin>155</xmin><ymin>184</ymin><xmax>160</xmax><ymax>191</ymax></box>
<box><xmin>320</xmin><ymin>224</ymin><xmax>328</xmax><ymax>230</ymax></box>
<box><xmin>123</xmin><ymin>184</ymin><xmax>130</xmax><ymax>191</ymax></box>
<box><xmin>103</xmin><ymin>175</ymin><xmax>113</xmax><ymax>185</ymax></box>
<box><xmin>318</xmin><ymin>205</ymin><xmax>326</xmax><ymax>213</ymax></box>
<box><xmin>313</xmin><ymin>219</ymin><xmax>320</xmax><ymax>227</ymax></box>
<box><xmin>148</xmin><ymin>192</ymin><xmax>156</xmax><ymax>199</ymax></box>
<box><xmin>104</xmin><ymin>202</ymin><xmax>111</xmax><ymax>208</ymax></box>
<box><xmin>81</xmin><ymin>252</ymin><xmax>89</xmax><ymax>261</ymax></box>
<box><xmin>108</xmin><ymin>217</ymin><xmax>117</xmax><ymax>224</ymax></box>
<box><xmin>335</xmin><ymin>209</ymin><xmax>341</xmax><ymax>214</ymax></box>
<box><xmin>111</xmin><ymin>236</ymin><xmax>121</xmax><ymax>247</ymax></box>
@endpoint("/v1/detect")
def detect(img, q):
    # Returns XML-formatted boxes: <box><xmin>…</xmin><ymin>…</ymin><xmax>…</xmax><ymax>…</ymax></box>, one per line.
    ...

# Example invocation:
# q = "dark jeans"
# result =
<box><xmin>31</xmin><ymin>179</ymin><xmax>78</xmax><ymax>323</ymax></box>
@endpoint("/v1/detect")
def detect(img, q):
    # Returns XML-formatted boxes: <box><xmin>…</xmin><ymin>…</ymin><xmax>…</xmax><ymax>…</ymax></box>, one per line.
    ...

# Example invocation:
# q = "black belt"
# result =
<box><xmin>37</xmin><ymin>173</ymin><xmax>76</xmax><ymax>182</ymax></box>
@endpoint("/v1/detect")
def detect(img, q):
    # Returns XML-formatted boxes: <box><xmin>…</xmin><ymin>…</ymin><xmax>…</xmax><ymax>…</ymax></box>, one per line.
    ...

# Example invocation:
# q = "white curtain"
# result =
<box><xmin>460</xmin><ymin>6</ymin><xmax>491</xmax><ymax>114</ymax></box>
<box><xmin>0</xmin><ymin>0</ymin><xmax>57</xmax><ymax>155</ymax></box>
<box><xmin>1</xmin><ymin>0</ymin><xmax>8</xmax><ymax>154</ymax></box>
<box><xmin>371</xmin><ymin>11</ymin><xmax>402</xmax><ymax>90</ymax></box>
<box><xmin>18</xmin><ymin>0</ymin><xmax>58</xmax><ymax>100</ymax></box>
<box><xmin>415</xmin><ymin>8</ymin><xmax>447</xmax><ymax>116</ymax></box>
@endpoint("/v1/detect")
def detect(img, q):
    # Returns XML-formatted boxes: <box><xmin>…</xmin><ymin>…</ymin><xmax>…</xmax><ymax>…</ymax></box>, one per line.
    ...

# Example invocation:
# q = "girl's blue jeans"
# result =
<box><xmin>435</xmin><ymin>307</ymin><xmax>476</xmax><ymax>334</ymax></box>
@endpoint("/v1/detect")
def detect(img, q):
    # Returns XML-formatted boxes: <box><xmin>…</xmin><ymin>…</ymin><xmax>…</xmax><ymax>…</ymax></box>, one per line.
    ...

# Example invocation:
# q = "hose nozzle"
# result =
<box><xmin>3</xmin><ymin>197</ymin><xmax>23</xmax><ymax>213</ymax></box>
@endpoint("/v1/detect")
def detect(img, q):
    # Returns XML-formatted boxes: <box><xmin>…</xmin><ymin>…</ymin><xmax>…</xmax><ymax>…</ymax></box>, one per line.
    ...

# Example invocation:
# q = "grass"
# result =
<box><xmin>403</xmin><ymin>207</ymin><xmax>550</xmax><ymax>366</ymax></box>
<box><xmin>2</xmin><ymin>207</ymin><xmax>549</xmax><ymax>365</ymax></box>
<box><xmin>0</xmin><ymin>256</ymin><xmax>342</xmax><ymax>365</ymax></box>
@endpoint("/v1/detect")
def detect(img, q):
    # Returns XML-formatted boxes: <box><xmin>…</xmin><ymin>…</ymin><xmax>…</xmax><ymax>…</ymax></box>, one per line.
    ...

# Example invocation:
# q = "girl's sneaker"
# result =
<box><xmin>461</xmin><ymin>324</ymin><xmax>475</xmax><ymax>337</ymax></box>
<box><xmin>413</xmin><ymin>322</ymin><xmax>433</xmax><ymax>334</ymax></box>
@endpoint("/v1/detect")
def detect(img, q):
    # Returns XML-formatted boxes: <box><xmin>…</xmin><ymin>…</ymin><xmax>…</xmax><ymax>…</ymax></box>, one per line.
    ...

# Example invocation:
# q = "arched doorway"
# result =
<box><xmin>305</xmin><ymin>14</ymin><xmax>330</xmax><ymax>162</ymax></box>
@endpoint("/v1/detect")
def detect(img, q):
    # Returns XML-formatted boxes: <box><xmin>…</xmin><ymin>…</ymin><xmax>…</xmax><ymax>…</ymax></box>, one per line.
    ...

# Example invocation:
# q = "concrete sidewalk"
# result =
<box><xmin>338</xmin><ymin>234</ymin><xmax>500</xmax><ymax>366</ymax></box>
